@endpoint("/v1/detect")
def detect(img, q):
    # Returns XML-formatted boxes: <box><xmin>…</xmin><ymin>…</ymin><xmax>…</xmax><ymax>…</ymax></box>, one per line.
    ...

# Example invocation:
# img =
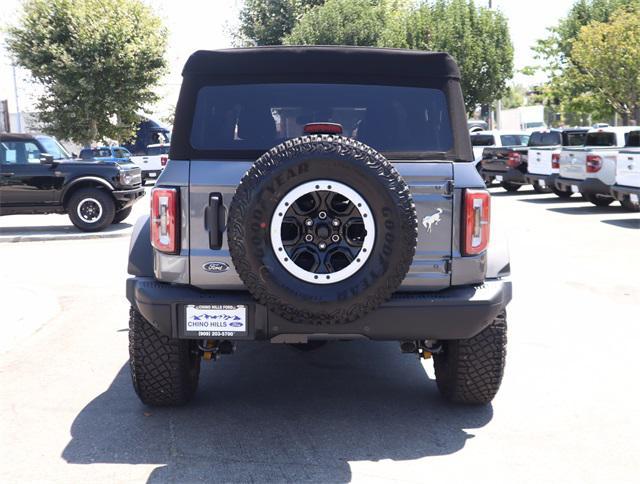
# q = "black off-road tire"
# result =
<box><xmin>112</xmin><ymin>206</ymin><xmax>133</xmax><ymax>224</ymax></box>
<box><xmin>434</xmin><ymin>312</ymin><xmax>507</xmax><ymax>405</ymax></box>
<box><xmin>620</xmin><ymin>196</ymin><xmax>640</xmax><ymax>212</ymax></box>
<box><xmin>551</xmin><ymin>185</ymin><xmax>573</xmax><ymax>199</ymax></box>
<box><xmin>67</xmin><ymin>187</ymin><xmax>116</xmax><ymax>231</ymax></box>
<box><xmin>228</xmin><ymin>135</ymin><xmax>417</xmax><ymax>325</ymax></box>
<box><xmin>583</xmin><ymin>193</ymin><xmax>614</xmax><ymax>207</ymax></box>
<box><xmin>532</xmin><ymin>181</ymin><xmax>551</xmax><ymax>193</ymax></box>
<box><xmin>500</xmin><ymin>182</ymin><xmax>521</xmax><ymax>192</ymax></box>
<box><xmin>128</xmin><ymin>307</ymin><xmax>200</xmax><ymax>406</ymax></box>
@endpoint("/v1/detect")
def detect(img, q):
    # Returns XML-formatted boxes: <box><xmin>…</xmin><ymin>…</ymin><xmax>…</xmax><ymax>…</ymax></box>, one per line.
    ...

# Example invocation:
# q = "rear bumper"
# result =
<box><xmin>610</xmin><ymin>184</ymin><xmax>640</xmax><ymax>201</ymax></box>
<box><xmin>481</xmin><ymin>167</ymin><xmax>527</xmax><ymax>184</ymax></box>
<box><xmin>555</xmin><ymin>176</ymin><xmax>583</xmax><ymax>192</ymax></box>
<box><xmin>126</xmin><ymin>277</ymin><xmax>512</xmax><ymax>342</ymax></box>
<box><xmin>112</xmin><ymin>187</ymin><xmax>145</xmax><ymax>208</ymax></box>
<box><xmin>578</xmin><ymin>178</ymin><xmax>612</xmax><ymax>197</ymax></box>
<box><xmin>525</xmin><ymin>173</ymin><xmax>557</xmax><ymax>186</ymax></box>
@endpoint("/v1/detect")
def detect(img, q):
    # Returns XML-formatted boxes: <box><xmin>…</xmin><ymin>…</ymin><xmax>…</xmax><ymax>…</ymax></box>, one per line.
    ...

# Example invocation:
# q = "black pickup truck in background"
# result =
<box><xmin>0</xmin><ymin>133</ymin><xmax>145</xmax><ymax>231</ymax></box>
<box><xmin>480</xmin><ymin>129</ymin><xmax>584</xmax><ymax>193</ymax></box>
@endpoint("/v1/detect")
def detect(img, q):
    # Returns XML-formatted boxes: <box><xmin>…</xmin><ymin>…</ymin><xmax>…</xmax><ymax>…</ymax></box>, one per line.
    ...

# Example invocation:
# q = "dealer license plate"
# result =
<box><xmin>148</xmin><ymin>172</ymin><xmax>156</xmax><ymax>178</ymax></box>
<box><xmin>539</xmin><ymin>180</ymin><xmax>546</xmax><ymax>188</ymax></box>
<box><xmin>571</xmin><ymin>185</ymin><xmax>579</xmax><ymax>193</ymax></box>
<box><xmin>495</xmin><ymin>175</ymin><xmax>503</xmax><ymax>182</ymax></box>
<box><xmin>630</xmin><ymin>193</ymin><xmax>639</xmax><ymax>204</ymax></box>
<box><xmin>184</xmin><ymin>304</ymin><xmax>247</xmax><ymax>337</ymax></box>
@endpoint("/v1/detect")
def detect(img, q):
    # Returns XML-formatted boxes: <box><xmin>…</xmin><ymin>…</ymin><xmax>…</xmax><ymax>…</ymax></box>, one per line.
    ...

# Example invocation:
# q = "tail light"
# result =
<box><xmin>160</xmin><ymin>155</ymin><xmax>168</xmax><ymax>167</ymax></box>
<box><xmin>151</xmin><ymin>187</ymin><xmax>179</xmax><ymax>254</ymax></box>
<box><xmin>586</xmin><ymin>155</ymin><xmax>602</xmax><ymax>173</ymax></box>
<box><xmin>463</xmin><ymin>189</ymin><xmax>491</xmax><ymax>256</ymax></box>
<box><xmin>507</xmin><ymin>152</ymin><xmax>521</xmax><ymax>167</ymax></box>
<box><xmin>551</xmin><ymin>153</ymin><xmax>560</xmax><ymax>169</ymax></box>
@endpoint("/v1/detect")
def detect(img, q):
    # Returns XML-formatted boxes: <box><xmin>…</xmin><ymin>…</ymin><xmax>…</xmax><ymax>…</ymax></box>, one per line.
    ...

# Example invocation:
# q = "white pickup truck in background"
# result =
<box><xmin>555</xmin><ymin>126</ymin><xmax>638</xmax><ymax>208</ymax></box>
<box><xmin>610</xmin><ymin>130</ymin><xmax>640</xmax><ymax>211</ymax></box>
<box><xmin>524</xmin><ymin>128</ymin><xmax>588</xmax><ymax>198</ymax></box>
<box><xmin>470</xmin><ymin>130</ymin><xmax>530</xmax><ymax>163</ymax></box>
<box><xmin>129</xmin><ymin>143</ymin><xmax>169</xmax><ymax>185</ymax></box>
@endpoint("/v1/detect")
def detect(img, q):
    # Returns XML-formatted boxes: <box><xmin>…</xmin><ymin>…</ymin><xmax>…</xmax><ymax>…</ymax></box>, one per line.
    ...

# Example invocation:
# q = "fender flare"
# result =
<box><xmin>128</xmin><ymin>215</ymin><xmax>154</xmax><ymax>277</ymax></box>
<box><xmin>62</xmin><ymin>176</ymin><xmax>115</xmax><ymax>203</ymax></box>
<box><xmin>486</xmin><ymin>220</ymin><xmax>510</xmax><ymax>279</ymax></box>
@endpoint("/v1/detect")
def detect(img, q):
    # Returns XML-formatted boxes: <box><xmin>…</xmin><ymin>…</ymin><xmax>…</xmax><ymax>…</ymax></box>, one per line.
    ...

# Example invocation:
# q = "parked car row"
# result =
<box><xmin>478</xmin><ymin>126</ymin><xmax>640</xmax><ymax>211</ymax></box>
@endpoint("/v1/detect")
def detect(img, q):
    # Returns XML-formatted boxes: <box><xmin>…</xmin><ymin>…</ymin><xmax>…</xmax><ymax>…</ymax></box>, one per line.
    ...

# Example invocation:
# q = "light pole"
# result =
<box><xmin>12</xmin><ymin>65</ymin><xmax>23</xmax><ymax>133</ymax></box>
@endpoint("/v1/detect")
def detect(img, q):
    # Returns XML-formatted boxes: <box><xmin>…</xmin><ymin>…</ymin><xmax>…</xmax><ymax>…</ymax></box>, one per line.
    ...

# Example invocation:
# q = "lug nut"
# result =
<box><xmin>318</xmin><ymin>242</ymin><xmax>327</xmax><ymax>250</ymax></box>
<box><xmin>332</xmin><ymin>219</ymin><xmax>340</xmax><ymax>227</ymax></box>
<box><xmin>331</xmin><ymin>234</ymin><xmax>340</xmax><ymax>243</ymax></box>
<box><xmin>318</xmin><ymin>211</ymin><xmax>327</xmax><ymax>220</ymax></box>
<box><xmin>304</xmin><ymin>234</ymin><xmax>313</xmax><ymax>242</ymax></box>
<box><xmin>305</xmin><ymin>218</ymin><xmax>313</xmax><ymax>226</ymax></box>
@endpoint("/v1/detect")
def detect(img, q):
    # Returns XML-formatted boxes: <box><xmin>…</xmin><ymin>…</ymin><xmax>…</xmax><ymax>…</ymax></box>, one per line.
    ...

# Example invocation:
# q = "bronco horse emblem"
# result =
<box><xmin>422</xmin><ymin>208</ymin><xmax>443</xmax><ymax>233</ymax></box>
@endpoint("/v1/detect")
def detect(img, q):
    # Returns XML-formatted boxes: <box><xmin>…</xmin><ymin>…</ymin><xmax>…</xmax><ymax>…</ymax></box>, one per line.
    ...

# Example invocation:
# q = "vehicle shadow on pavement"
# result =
<box><xmin>0</xmin><ymin>223</ymin><xmax>132</xmax><ymax>237</ymax></box>
<box><xmin>601</xmin><ymin>218</ymin><xmax>640</xmax><ymax>229</ymax></box>
<box><xmin>489</xmin><ymin>189</ymin><xmax>537</xmax><ymax>197</ymax></box>
<box><xmin>62</xmin><ymin>340</ymin><xmax>493</xmax><ymax>482</ymax></box>
<box><xmin>547</xmin><ymin>205</ymin><xmax>629</xmax><ymax>216</ymax></box>
<box><xmin>518</xmin><ymin>195</ymin><xmax>579</xmax><ymax>204</ymax></box>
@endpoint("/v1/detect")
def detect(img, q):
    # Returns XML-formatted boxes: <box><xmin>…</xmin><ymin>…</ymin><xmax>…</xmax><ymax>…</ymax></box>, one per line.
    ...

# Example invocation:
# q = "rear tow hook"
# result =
<box><xmin>198</xmin><ymin>340</ymin><xmax>235</xmax><ymax>361</ymax></box>
<box><xmin>400</xmin><ymin>340</ymin><xmax>443</xmax><ymax>360</ymax></box>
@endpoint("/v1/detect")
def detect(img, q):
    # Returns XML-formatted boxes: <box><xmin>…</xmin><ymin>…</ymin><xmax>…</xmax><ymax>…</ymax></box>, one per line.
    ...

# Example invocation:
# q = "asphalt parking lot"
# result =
<box><xmin>0</xmin><ymin>187</ymin><xmax>639</xmax><ymax>483</ymax></box>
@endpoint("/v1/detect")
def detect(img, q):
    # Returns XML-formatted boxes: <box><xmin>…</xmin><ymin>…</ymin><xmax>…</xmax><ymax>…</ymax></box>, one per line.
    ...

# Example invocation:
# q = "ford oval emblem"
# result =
<box><xmin>202</xmin><ymin>261</ymin><xmax>230</xmax><ymax>273</ymax></box>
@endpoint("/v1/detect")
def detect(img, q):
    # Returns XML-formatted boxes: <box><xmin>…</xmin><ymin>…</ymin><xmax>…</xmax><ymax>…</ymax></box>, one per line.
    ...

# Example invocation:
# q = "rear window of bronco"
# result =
<box><xmin>190</xmin><ymin>83</ymin><xmax>453</xmax><ymax>155</ymax></box>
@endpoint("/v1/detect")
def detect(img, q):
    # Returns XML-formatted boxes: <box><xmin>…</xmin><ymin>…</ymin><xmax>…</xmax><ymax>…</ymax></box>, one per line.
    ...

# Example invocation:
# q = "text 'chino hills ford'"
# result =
<box><xmin>125</xmin><ymin>47</ymin><xmax>512</xmax><ymax>407</ymax></box>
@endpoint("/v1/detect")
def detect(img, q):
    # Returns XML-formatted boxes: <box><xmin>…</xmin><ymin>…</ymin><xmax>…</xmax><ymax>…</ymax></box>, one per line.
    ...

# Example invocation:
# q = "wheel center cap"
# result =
<box><xmin>316</xmin><ymin>224</ymin><xmax>330</xmax><ymax>239</ymax></box>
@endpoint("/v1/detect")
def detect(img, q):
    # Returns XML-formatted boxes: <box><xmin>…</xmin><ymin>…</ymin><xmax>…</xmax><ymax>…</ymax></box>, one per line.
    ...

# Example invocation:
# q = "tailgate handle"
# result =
<box><xmin>205</xmin><ymin>193</ymin><xmax>226</xmax><ymax>250</ymax></box>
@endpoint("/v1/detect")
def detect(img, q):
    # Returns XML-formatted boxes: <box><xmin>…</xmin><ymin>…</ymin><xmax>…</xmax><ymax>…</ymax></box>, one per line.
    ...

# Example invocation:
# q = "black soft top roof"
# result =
<box><xmin>183</xmin><ymin>46</ymin><xmax>461</xmax><ymax>80</ymax></box>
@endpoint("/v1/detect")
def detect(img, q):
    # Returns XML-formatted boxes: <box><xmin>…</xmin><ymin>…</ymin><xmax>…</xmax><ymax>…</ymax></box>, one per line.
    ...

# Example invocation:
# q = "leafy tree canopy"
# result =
<box><xmin>237</xmin><ymin>0</ymin><xmax>325</xmax><ymax>46</ymax></box>
<box><xmin>532</xmin><ymin>0</ymin><xmax>640</xmax><ymax>123</ymax></box>
<box><xmin>571</xmin><ymin>8</ymin><xmax>640</xmax><ymax>123</ymax></box>
<box><xmin>285</xmin><ymin>0</ymin><xmax>514</xmax><ymax>113</ymax></box>
<box><xmin>6</xmin><ymin>0</ymin><xmax>167</xmax><ymax>145</ymax></box>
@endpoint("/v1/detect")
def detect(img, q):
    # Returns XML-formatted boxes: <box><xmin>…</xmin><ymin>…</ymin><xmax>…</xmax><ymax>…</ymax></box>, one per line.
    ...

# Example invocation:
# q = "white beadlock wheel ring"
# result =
<box><xmin>76</xmin><ymin>197</ymin><xmax>103</xmax><ymax>224</ymax></box>
<box><xmin>270</xmin><ymin>180</ymin><xmax>376</xmax><ymax>284</ymax></box>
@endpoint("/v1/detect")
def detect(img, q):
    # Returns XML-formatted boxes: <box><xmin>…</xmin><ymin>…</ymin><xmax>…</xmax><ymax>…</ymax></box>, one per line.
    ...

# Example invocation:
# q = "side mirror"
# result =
<box><xmin>40</xmin><ymin>154</ymin><xmax>55</xmax><ymax>165</ymax></box>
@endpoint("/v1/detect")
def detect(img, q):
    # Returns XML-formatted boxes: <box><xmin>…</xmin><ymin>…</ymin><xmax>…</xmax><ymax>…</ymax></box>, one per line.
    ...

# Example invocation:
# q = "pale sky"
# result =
<box><xmin>0</xmin><ymin>0</ymin><xmax>576</xmax><ymax>120</ymax></box>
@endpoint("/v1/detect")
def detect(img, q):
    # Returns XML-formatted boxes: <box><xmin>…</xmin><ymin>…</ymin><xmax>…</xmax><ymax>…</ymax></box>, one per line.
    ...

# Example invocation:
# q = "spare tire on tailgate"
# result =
<box><xmin>228</xmin><ymin>135</ymin><xmax>417</xmax><ymax>325</ymax></box>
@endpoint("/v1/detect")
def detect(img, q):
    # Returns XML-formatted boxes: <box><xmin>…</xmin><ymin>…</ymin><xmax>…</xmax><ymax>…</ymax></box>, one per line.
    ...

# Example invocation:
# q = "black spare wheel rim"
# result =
<box><xmin>228</xmin><ymin>135</ymin><xmax>417</xmax><ymax>325</ymax></box>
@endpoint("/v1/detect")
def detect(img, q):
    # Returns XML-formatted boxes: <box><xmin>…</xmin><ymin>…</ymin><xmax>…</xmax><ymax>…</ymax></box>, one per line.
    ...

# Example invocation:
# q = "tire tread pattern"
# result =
<box><xmin>128</xmin><ymin>307</ymin><xmax>200</xmax><ymax>406</ymax></box>
<box><xmin>434</xmin><ymin>312</ymin><xmax>507</xmax><ymax>405</ymax></box>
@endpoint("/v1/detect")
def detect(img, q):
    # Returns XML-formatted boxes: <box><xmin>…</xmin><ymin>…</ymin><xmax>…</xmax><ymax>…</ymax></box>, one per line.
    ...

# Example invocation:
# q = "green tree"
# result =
<box><xmin>571</xmin><ymin>9</ymin><xmax>640</xmax><ymax>124</ymax></box>
<box><xmin>409</xmin><ymin>0</ymin><xmax>513</xmax><ymax>113</ymax></box>
<box><xmin>285</xmin><ymin>0</ymin><xmax>410</xmax><ymax>47</ymax></box>
<box><xmin>501</xmin><ymin>84</ymin><xmax>527</xmax><ymax>110</ymax></box>
<box><xmin>237</xmin><ymin>0</ymin><xmax>325</xmax><ymax>46</ymax></box>
<box><xmin>5</xmin><ymin>0</ymin><xmax>167</xmax><ymax>145</ymax></box>
<box><xmin>532</xmin><ymin>0</ymin><xmax>640</xmax><ymax>123</ymax></box>
<box><xmin>285</xmin><ymin>0</ymin><xmax>513</xmax><ymax>113</ymax></box>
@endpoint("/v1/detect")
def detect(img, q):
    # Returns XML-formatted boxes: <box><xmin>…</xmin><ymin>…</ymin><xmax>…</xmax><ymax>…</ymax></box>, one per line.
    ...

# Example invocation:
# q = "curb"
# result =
<box><xmin>0</xmin><ymin>228</ymin><xmax>132</xmax><ymax>243</ymax></box>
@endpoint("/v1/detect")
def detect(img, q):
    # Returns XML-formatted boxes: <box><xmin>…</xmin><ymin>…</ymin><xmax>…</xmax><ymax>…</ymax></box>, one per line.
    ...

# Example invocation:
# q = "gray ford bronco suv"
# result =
<box><xmin>126</xmin><ymin>47</ymin><xmax>512</xmax><ymax>407</ymax></box>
